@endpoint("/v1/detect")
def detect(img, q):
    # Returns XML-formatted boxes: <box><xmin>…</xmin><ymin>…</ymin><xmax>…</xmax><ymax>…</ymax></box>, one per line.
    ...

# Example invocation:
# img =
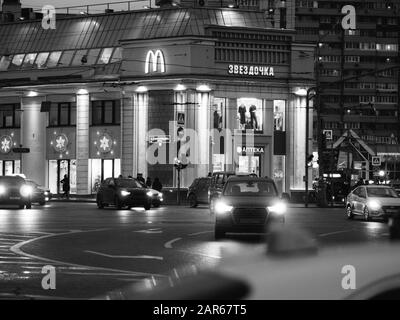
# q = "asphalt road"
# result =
<box><xmin>0</xmin><ymin>202</ymin><xmax>391</xmax><ymax>299</ymax></box>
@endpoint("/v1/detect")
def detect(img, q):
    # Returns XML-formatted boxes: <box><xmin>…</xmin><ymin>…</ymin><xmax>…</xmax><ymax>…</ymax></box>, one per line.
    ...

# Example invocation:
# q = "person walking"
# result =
<box><xmin>152</xmin><ymin>177</ymin><xmax>162</xmax><ymax>192</ymax></box>
<box><xmin>146</xmin><ymin>177</ymin><xmax>152</xmax><ymax>188</ymax></box>
<box><xmin>60</xmin><ymin>174</ymin><xmax>70</xmax><ymax>199</ymax></box>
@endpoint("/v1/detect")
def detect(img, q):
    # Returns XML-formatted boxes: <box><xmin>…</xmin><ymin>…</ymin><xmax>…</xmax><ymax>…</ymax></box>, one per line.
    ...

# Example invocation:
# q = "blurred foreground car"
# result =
<box><xmin>214</xmin><ymin>176</ymin><xmax>288</xmax><ymax>239</ymax></box>
<box><xmin>0</xmin><ymin>176</ymin><xmax>32</xmax><ymax>209</ymax></box>
<box><xmin>346</xmin><ymin>185</ymin><xmax>400</xmax><ymax>221</ymax></box>
<box><xmin>187</xmin><ymin>177</ymin><xmax>211</xmax><ymax>208</ymax></box>
<box><xmin>98</xmin><ymin>227</ymin><xmax>400</xmax><ymax>300</ymax></box>
<box><xmin>25</xmin><ymin>179</ymin><xmax>51</xmax><ymax>205</ymax></box>
<box><xmin>96</xmin><ymin>177</ymin><xmax>153</xmax><ymax>210</ymax></box>
<box><xmin>136</xmin><ymin>180</ymin><xmax>163</xmax><ymax>207</ymax></box>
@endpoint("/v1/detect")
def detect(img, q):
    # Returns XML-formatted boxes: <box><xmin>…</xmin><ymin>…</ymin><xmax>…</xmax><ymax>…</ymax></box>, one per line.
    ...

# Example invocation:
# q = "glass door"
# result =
<box><xmin>238</xmin><ymin>155</ymin><xmax>260</xmax><ymax>176</ymax></box>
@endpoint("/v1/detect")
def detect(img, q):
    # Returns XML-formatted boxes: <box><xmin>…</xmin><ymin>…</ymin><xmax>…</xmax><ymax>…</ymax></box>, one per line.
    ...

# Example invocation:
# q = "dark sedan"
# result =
<box><xmin>0</xmin><ymin>176</ymin><xmax>32</xmax><ymax>209</ymax></box>
<box><xmin>214</xmin><ymin>176</ymin><xmax>288</xmax><ymax>239</ymax></box>
<box><xmin>96</xmin><ymin>177</ymin><xmax>153</xmax><ymax>210</ymax></box>
<box><xmin>25</xmin><ymin>179</ymin><xmax>51</xmax><ymax>205</ymax></box>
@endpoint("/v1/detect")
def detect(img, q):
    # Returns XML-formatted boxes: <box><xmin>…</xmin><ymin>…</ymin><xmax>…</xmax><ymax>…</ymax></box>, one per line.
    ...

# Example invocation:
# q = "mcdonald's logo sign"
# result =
<box><xmin>145</xmin><ymin>49</ymin><xmax>166</xmax><ymax>74</ymax></box>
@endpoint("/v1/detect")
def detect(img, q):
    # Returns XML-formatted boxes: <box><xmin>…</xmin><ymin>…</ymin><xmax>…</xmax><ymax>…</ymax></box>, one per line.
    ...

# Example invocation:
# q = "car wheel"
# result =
<box><xmin>346</xmin><ymin>205</ymin><xmax>354</xmax><ymax>220</ymax></box>
<box><xmin>19</xmin><ymin>204</ymin><xmax>24</xmax><ymax>209</ymax></box>
<box><xmin>153</xmin><ymin>201</ymin><xmax>161</xmax><ymax>208</ymax></box>
<box><xmin>364</xmin><ymin>207</ymin><xmax>370</xmax><ymax>221</ymax></box>
<box><xmin>26</xmin><ymin>203</ymin><xmax>32</xmax><ymax>209</ymax></box>
<box><xmin>189</xmin><ymin>194</ymin><xmax>197</xmax><ymax>208</ymax></box>
<box><xmin>214</xmin><ymin>226</ymin><xmax>225</xmax><ymax>240</ymax></box>
<box><xmin>96</xmin><ymin>196</ymin><xmax>104</xmax><ymax>209</ymax></box>
<box><xmin>115</xmin><ymin>197</ymin><xmax>123</xmax><ymax>210</ymax></box>
<box><xmin>144</xmin><ymin>203</ymin><xmax>151</xmax><ymax>210</ymax></box>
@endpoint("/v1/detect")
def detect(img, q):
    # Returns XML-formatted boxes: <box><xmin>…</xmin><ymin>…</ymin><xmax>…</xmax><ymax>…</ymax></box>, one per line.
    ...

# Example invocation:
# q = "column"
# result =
<box><xmin>196</xmin><ymin>91</ymin><xmax>211</xmax><ymax>177</ymax></box>
<box><xmin>121</xmin><ymin>91</ymin><xmax>134</xmax><ymax>176</ymax></box>
<box><xmin>76</xmin><ymin>90</ymin><xmax>90</xmax><ymax>195</ymax></box>
<box><xmin>132</xmin><ymin>92</ymin><xmax>148</xmax><ymax>178</ymax></box>
<box><xmin>20</xmin><ymin>97</ymin><xmax>47</xmax><ymax>186</ymax></box>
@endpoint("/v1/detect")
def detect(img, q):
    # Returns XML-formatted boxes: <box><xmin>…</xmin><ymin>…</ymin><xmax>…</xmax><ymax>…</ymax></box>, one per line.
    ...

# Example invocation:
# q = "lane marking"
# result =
<box><xmin>85</xmin><ymin>250</ymin><xmax>163</xmax><ymax>261</ymax></box>
<box><xmin>10</xmin><ymin>229</ymin><xmax>166</xmax><ymax>278</ymax></box>
<box><xmin>318</xmin><ymin>230</ymin><xmax>353</xmax><ymax>237</ymax></box>
<box><xmin>187</xmin><ymin>231</ymin><xmax>213</xmax><ymax>237</ymax></box>
<box><xmin>164</xmin><ymin>238</ymin><xmax>182</xmax><ymax>249</ymax></box>
<box><xmin>176</xmin><ymin>249</ymin><xmax>221</xmax><ymax>259</ymax></box>
<box><xmin>133</xmin><ymin>229</ymin><xmax>163</xmax><ymax>234</ymax></box>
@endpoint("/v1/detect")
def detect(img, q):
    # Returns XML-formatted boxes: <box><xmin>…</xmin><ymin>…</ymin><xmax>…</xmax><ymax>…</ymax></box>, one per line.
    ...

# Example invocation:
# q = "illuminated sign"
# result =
<box><xmin>228</xmin><ymin>65</ymin><xmax>274</xmax><ymax>77</ymax></box>
<box><xmin>238</xmin><ymin>146</ymin><xmax>265</xmax><ymax>154</ymax></box>
<box><xmin>145</xmin><ymin>49</ymin><xmax>165</xmax><ymax>74</ymax></box>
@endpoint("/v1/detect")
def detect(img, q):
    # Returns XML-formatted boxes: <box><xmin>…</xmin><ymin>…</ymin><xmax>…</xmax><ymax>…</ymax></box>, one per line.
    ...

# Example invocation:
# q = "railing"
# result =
<box><xmin>33</xmin><ymin>0</ymin><xmax>155</xmax><ymax>15</ymax></box>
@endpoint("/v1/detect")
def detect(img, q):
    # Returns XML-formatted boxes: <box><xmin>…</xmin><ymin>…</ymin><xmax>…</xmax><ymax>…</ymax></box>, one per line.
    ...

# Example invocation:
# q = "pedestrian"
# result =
<box><xmin>60</xmin><ymin>174</ymin><xmax>70</xmax><ymax>199</ymax></box>
<box><xmin>137</xmin><ymin>173</ymin><xmax>145</xmax><ymax>184</ymax></box>
<box><xmin>152</xmin><ymin>177</ymin><xmax>162</xmax><ymax>192</ymax></box>
<box><xmin>146</xmin><ymin>177</ymin><xmax>152</xmax><ymax>188</ymax></box>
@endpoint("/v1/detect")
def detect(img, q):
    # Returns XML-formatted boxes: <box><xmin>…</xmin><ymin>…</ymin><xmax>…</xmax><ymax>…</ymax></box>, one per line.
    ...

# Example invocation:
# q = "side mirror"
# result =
<box><xmin>281</xmin><ymin>193</ymin><xmax>290</xmax><ymax>202</ymax></box>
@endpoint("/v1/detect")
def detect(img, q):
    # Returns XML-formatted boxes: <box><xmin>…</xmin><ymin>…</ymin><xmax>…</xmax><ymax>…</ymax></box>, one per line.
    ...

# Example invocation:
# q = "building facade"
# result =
<box><xmin>0</xmin><ymin>4</ymin><xmax>315</xmax><ymax>196</ymax></box>
<box><xmin>295</xmin><ymin>0</ymin><xmax>400</xmax><ymax>180</ymax></box>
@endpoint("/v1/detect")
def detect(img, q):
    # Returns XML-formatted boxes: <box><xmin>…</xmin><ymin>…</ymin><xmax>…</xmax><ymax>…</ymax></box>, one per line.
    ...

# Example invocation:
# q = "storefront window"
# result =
<box><xmin>9</xmin><ymin>54</ymin><xmax>24</xmax><ymax>70</ymax></box>
<box><xmin>87</xmin><ymin>49</ymin><xmax>101</xmax><ymax>65</ymax></box>
<box><xmin>59</xmin><ymin>50</ymin><xmax>75</xmax><ymax>67</ymax></box>
<box><xmin>238</xmin><ymin>155</ymin><xmax>260</xmax><ymax>176</ymax></box>
<box><xmin>212</xmin><ymin>98</ymin><xmax>225</xmax><ymax>130</ymax></box>
<box><xmin>274</xmin><ymin>100</ymin><xmax>286</xmax><ymax>131</ymax></box>
<box><xmin>71</xmin><ymin>50</ymin><xmax>88</xmax><ymax>66</ymax></box>
<box><xmin>90</xmin><ymin>158</ymin><xmax>121</xmax><ymax>193</ymax></box>
<box><xmin>236</xmin><ymin>98</ymin><xmax>263</xmax><ymax>133</ymax></box>
<box><xmin>213</xmin><ymin>154</ymin><xmax>225</xmax><ymax>172</ymax></box>
<box><xmin>48</xmin><ymin>159</ymin><xmax>76</xmax><ymax>194</ymax></box>
<box><xmin>0</xmin><ymin>160</ymin><xmax>21</xmax><ymax>176</ymax></box>
<box><xmin>98</xmin><ymin>48</ymin><xmax>114</xmax><ymax>64</ymax></box>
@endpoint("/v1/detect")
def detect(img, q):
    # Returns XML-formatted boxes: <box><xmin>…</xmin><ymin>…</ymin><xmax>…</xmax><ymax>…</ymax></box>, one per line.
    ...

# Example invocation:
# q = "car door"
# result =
<box><xmin>103</xmin><ymin>178</ymin><xmax>116</xmax><ymax>204</ymax></box>
<box><xmin>197</xmin><ymin>178</ymin><xmax>209</xmax><ymax>203</ymax></box>
<box><xmin>351</xmin><ymin>188</ymin><xmax>361</xmax><ymax>213</ymax></box>
<box><xmin>358</xmin><ymin>187</ymin><xmax>367</xmax><ymax>212</ymax></box>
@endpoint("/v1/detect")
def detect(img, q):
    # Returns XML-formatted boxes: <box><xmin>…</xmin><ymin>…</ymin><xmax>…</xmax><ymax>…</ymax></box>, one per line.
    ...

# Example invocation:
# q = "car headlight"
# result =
<box><xmin>215</xmin><ymin>201</ymin><xmax>233</xmax><ymax>215</ymax></box>
<box><xmin>158</xmin><ymin>193</ymin><xmax>163</xmax><ymax>198</ymax></box>
<box><xmin>146</xmin><ymin>191</ymin><xmax>154</xmax><ymax>197</ymax></box>
<box><xmin>368</xmin><ymin>200</ymin><xmax>381</xmax><ymax>211</ymax></box>
<box><xmin>0</xmin><ymin>185</ymin><xmax>6</xmax><ymax>195</ymax></box>
<box><xmin>267</xmin><ymin>202</ymin><xmax>287</xmax><ymax>215</ymax></box>
<box><xmin>120</xmin><ymin>190</ymin><xmax>130</xmax><ymax>197</ymax></box>
<box><xmin>20</xmin><ymin>185</ymin><xmax>33</xmax><ymax>197</ymax></box>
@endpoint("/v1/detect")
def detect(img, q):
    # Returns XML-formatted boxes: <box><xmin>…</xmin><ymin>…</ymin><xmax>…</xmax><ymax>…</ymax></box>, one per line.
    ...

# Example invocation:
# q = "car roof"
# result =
<box><xmin>226</xmin><ymin>176</ymin><xmax>274</xmax><ymax>183</ymax></box>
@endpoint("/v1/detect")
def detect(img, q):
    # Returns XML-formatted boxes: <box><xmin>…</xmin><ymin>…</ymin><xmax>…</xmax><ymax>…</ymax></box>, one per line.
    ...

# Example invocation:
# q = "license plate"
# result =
<box><xmin>10</xmin><ymin>197</ymin><xmax>20</xmax><ymax>200</ymax></box>
<box><xmin>239</xmin><ymin>218</ymin><xmax>262</xmax><ymax>224</ymax></box>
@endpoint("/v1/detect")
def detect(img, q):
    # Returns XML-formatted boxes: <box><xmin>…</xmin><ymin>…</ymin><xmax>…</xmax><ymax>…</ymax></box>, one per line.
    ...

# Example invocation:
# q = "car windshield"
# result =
<box><xmin>224</xmin><ymin>181</ymin><xmax>277</xmax><ymax>196</ymax></box>
<box><xmin>116</xmin><ymin>179</ymin><xmax>143</xmax><ymax>188</ymax></box>
<box><xmin>367</xmin><ymin>187</ymin><xmax>399</xmax><ymax>198</ymax></box>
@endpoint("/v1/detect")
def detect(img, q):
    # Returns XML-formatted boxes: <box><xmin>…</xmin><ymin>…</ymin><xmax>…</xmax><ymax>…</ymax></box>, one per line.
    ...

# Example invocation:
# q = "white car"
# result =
<box><xmin>346</xmin><ymin>185</ymin><xmax>400</xmax><ymax>221</ymax></box>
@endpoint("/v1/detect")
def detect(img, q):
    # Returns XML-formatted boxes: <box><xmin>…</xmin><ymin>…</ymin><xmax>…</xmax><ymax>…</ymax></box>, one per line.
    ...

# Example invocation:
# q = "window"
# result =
<box><xmin>34</xmin><ymin>52</ymin><xmax>49</xmax><ymax>69</ymax></box>
<box><xmin>91</xmin><ymin>100</ymin><xmax>120</xmax><ymax>125</ymax></box>
<box><xmin>59</xmin><ymin>50</ymin><xmax>75</xmax><ymax>67</ymax></box>
<box><xmin>110</xmin><ymin>47</ymin><xmax>122</xmax><ymax>63</ymax></box>
<box><xmin>87</xmin><ymin>48</ymin><xmax>101</xmax><ymax>65</ymax></box>
<box><xmin>21</xmin><ymin>53</ymin><xmax>37</xmax><ymax>69</ymax></box>
<box><xmin>8</xmin><ymin>54</ymin><xmax>25</xmax><ymax>70</ymax></box>
<box><xmin>71</xmin><ymin>50</ymin><xmax>88</xmax><ymax>66</ymax></box>
<box><xmin>98</xmin><ymin>48</ymin><xmax>114</xmax><ymax>64</ymax></box>
<box><xmin>0</xmin><ymin>104</ymin><xmax>20</xmax><ymax>128</ymax></box>
<box><xmin>0</xmin><ymin>56</ymin><xmax>11</xmax><ymax>71</ymax></box>
<box><xmin>48</xmin><ymin>102</ymin><xmax>76</xmax><ymax>126</ymax></box>
<box><xmin>236</xmin><ymin>98</ymin><xmax>263</xmax><ymax>133</ymax></box>
<box><xmin>377</xmin><ymin>44</ymin><xmax>398</xmax><ymax>52</ymax></box>
<box><xmin>46</xmin><ymin>51</ymin><xmax>62</xmax><ymax>68</ymax></box>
